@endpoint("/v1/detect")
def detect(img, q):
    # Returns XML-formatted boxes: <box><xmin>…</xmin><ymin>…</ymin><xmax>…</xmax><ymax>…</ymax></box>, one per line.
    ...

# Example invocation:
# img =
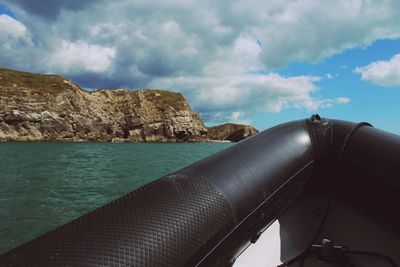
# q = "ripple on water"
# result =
<box><xmin>0</xmin><ymin>141</ymin><xmax>231</xmax><ymax>253</ymax></box>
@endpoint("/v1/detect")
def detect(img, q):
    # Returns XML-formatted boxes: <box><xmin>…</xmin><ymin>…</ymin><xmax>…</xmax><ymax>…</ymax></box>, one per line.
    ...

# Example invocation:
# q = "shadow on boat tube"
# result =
<box><xmin>1</xmin><ymin>115</ymin><xmax>400</xmax><ymax>267</ymax></box>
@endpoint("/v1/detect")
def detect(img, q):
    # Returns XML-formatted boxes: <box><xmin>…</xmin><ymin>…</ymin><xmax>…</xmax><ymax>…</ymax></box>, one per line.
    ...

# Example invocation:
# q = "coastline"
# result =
<box><xmin>0</xmin><ymin>138</ymin><xmax>232</xmax><ymax>143</ymax></box>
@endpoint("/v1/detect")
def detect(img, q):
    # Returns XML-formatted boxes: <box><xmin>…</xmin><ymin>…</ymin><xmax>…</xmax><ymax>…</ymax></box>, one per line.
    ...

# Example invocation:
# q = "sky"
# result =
<box><xmin>1</xmin><ymin>0</ymin><xmax>400</xmax><ymax>133</ymax></box>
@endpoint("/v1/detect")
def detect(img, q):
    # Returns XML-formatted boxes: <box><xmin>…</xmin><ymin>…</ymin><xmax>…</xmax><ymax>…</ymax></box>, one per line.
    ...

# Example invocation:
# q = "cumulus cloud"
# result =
<box><xmin>5</xmin><ymin>0</ymin><xmax>103</xmax><ymax>20</ymax></box>
<box><xmin>209</xmin><ymin>111</ymin><xmax>253</xmax><ymax>126</ymax></box>
<box><xmin>149</xmin><ymin>67</ymin><xmax>348</xmax><ymax>123</ymax></box>
<box><xmin>0</xmin><ymin>14</ymin><xmax>34</xmax><ymax>69</ymax></box>
<box><xmin>0</xmin><ymin>14</ymin><xmax>27</xmax><ymax>37</ymax></box>
<box><xmin>4</xmin><ymin>0</ymin><xmax>400</xmax><ymax>78</ymax></box>
<box><xmin>148</xmin><ymin>35</ymin><xmax>350</xmax><ymax>122</ymax></box>
<box><xmin>47</xmin><ymin>41</ymin><xmax>116</xmax><ymax>74</ymax></box>
<box><xmin>248</xmin><ymin>1</ymin><xmax>400</xmax><ymax>68</ymax></box>
<box><xmin>354</xmin><ymin>54</ymin><xmax>400</xmax><ymax>87</ymax></box>
<box><xmin>7</xmin><ymin>0</ymin><xmax>400</xmax><ymax>121</ymax></box>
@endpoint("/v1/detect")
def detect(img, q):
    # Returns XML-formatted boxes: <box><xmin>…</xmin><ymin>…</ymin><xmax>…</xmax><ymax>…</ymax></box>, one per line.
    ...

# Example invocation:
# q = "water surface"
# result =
<box><xmin>0</xmin><ymin>142</ymin><xmax>231</xmax><ymax>253</ymax></box>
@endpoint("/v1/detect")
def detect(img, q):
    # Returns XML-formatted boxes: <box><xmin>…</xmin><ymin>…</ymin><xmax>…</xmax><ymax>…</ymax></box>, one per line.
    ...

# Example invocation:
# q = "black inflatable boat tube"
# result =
<box><xmin>1</xmin><ymin>117</ymin><xmax>399</xmax><ymax>266</ymax></box>
<box><xmin>331</xmin><ymin>119</ymin><xmax>400</xmax><ymax>197</ymax></box>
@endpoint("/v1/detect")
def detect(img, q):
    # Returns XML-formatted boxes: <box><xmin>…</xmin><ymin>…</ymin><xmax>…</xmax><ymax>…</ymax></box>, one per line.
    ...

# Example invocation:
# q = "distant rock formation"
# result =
<box><xmin>0</xmin><ymin>68</ymin><xmax>207</xmax><ymax>142</ymax></box>
<box><xmin>0</xmin><ymin>67</ymin><xmax>258</xmax><ymax>142</ymax></box>
<box><xmin>207</xmin><ymin>123</ymin><xmax>259</xmax><ymax>142</ymax></box>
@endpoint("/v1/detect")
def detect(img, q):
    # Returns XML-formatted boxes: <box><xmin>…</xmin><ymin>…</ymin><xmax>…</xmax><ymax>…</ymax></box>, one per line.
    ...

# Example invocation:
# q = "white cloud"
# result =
<box><xmin>204</xmin><ymin>36</ymin><xmax>262</xmax><ymax>76</ymax></box>
<box><xmin>0</xmin><ymin>15</ymin><xmax>34</xmax><ymax>69</ymax></box>
<box><xmin>249</xmin><ymin>1</ymin><xmax>400</xmax><ymax>67</ymax></box>
<box><xmin>336</xmin><ymin>97</ymin><xmax>351</xmax><ymax>104</ymax></box>
<box><xmin>149</xmin><ymin>65</ymin><xmax>349</xmax><ymax>123</ymax></box>
<box><xmin>162</xmin><ymin>35</ymin><xmax>350</xmax><ymax>123</ymax></box>
<box><xmin>6</xmin><ymin>0</ymin><xmax>400</xmax><ymax>77</ymax></box>
<box><xmin>7</xmin><ymin>0</ymin><xmax>391</xmax><ymax>121</ymax></box>
<box><xmin>231</xmin><ymin>111</ymin><xmax>241</xmax><ymax>120</ymax></box>
<box><xmin>0</xmin><ymin>14</ymin><xmax>27</xmax><ymax>37</ymax></box>
<box><xmin>354</xmin><ymin>54</ymin><xmax>400</xmax><ymax>87</ymax></box>
<box><xmin>325</xmin><ymin>73</ymin><xmax>333</xmax><ymax>80</ymax></box>
<box><xmin>47</xmin><ymin>41</ymin><xmax>116</xmax><ymax>74</ymax></box>
<box><xmin>228</xmin><ymin>111</ymin><xmax>252</xmax><ymax>125</ymax></box>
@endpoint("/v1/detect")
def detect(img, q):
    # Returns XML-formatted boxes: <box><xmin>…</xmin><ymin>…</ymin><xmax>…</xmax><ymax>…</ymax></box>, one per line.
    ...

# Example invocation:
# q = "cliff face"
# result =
<box><xmin>0</xmin><ymin>68</ymin><xmax>207</xmax><ymax>142</ymax></box>
<box><xmin>207</xmin><ymin>123</ymin><xmax>259</xmax><ymax>142</ymax></box>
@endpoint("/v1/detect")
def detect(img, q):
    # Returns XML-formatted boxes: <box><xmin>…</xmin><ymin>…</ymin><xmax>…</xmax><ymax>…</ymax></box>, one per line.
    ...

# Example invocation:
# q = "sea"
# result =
<box><xmin>0</xmin><ymin>142</ymin><xmax>231</xmax><ymax>254</ymax></box>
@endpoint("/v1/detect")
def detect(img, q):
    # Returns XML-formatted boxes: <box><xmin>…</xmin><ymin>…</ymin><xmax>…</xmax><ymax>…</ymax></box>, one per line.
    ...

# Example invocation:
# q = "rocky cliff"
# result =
<box><xmin>207</xmin><ymin>123</ymin><xmax>259</xmax><ymax>142</ymax></box>
<box><xmin>0</xmin><ymin>68</ymin><xmax>207</xmax><ymax>142</ymax></box>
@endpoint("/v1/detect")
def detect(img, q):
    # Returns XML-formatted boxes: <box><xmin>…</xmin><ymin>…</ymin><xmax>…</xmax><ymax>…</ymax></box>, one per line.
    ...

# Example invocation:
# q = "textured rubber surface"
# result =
<box><xmin>182</xmin><ymin>120</ymin><xmax>314</xmax><ymax>221</ymax></box>
<box><xmin>0</xmin><ymin>173</ymin><xmax>234</xmax><ymax>267</ymax></box>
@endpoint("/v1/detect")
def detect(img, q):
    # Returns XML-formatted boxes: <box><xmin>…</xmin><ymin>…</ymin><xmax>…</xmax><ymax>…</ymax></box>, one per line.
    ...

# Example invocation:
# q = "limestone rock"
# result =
<box><xmin>0</xmin><ymin>68</ymin><xmax>207</xmax><ymax>142</ymax></box>
<box><xmin>207</xmin><ymin>123</ymin><xmax>259</xmax><ymax>142</ymax></box>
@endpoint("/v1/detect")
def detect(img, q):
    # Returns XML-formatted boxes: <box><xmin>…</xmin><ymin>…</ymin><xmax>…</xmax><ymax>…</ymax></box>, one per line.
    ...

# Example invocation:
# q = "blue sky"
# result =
<box><xmin>1</xmin><ymin>1</ymin><xmax>400</xmax><ymax>133</ymax></box>
<box><xmin>250</xmin><ymin>39</ymin><xmax>400</xmax><ymax>133</ymax></box>
<box><xmin>0</xmin><ymin>3</ymin><xmax>13</xmax><ymax>17</ymax></box>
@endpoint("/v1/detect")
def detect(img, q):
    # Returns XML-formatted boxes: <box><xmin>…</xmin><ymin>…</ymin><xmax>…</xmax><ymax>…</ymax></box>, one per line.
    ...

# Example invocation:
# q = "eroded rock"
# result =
<box><xmin>0</xmin><ymin>68</ymin><xmax>207</xmax><ymax>142</ymax></box>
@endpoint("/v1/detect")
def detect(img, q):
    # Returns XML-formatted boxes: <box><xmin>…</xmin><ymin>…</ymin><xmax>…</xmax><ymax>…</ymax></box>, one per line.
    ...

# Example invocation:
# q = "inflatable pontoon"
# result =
<box><xmin>1</xmin><ymin>115</ymin><xmax>399</xmax><ymax>267</ymax></box>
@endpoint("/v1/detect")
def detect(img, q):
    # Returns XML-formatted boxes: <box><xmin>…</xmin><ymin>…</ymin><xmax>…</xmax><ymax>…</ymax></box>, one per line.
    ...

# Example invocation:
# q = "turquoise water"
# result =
<box><xmin>0</xmin><ymin>142</ymin><xmax>231</xmax><ymax>254</ymax></box>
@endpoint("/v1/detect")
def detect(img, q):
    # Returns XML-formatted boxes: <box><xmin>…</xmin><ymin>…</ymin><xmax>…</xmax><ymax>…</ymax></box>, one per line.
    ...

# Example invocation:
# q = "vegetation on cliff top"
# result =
<box><xmin>0</xmin><ymin>67</ymin><xmax>78</xmax><ymax>93</ymax></box>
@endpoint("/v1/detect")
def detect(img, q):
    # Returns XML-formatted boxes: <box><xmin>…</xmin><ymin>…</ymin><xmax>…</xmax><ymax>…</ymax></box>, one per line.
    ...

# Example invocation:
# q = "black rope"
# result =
<box><xmin>337</xmin><ymin>122</ymin><xmax>373</xmax><ymax>159</ymax></box>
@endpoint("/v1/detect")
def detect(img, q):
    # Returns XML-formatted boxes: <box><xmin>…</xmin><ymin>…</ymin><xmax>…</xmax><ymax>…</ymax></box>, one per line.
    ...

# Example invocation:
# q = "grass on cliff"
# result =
<box><xmin>0</xmin><ymin>67</ymin><xmax>79</xmax><ymax>93</ymax></box>
<box><xmin>139</xmin><ymin>89</ymin><xmax>189</xmax><ymax>110</ymax></box>
<box><xmin>0</xmin><ymin>67</ymin><xmax>190</xmax><ymax>110</ymax></box>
